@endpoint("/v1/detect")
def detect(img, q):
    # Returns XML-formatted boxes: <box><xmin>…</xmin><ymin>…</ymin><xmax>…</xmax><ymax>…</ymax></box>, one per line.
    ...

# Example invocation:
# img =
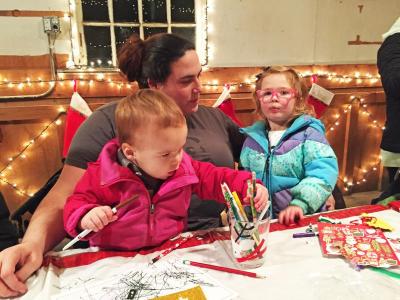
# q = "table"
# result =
<box><xmin>18</xmin><ymin>204</ymin><xmax>400</xmax><ymax>299</ymax></box>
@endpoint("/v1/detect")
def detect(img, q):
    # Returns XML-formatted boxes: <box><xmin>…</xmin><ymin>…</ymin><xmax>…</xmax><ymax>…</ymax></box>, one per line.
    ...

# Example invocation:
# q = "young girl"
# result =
<box><xmin>240</xmin><ymin>66</ymin><xmax>338</xmax><ymax>225</ymax></box>
<box><xmin>63</xmin><ymin>89</ymin><xmax>268</xmax><ymax>251</ymax></box>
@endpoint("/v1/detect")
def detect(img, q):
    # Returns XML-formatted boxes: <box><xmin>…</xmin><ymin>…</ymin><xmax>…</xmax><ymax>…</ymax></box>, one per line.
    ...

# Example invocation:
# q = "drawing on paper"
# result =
<box><xmin>51</xmin><ymin>259</ymin><xmax>235</xmax><ymax>300</ymax></box>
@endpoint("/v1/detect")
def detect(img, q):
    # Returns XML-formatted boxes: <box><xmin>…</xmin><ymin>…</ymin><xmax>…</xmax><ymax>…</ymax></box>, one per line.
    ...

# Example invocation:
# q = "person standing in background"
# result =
<box><xmin>375</xmin><ymin>17</ymin><xmax>400</xmax><ymax>201</ymax></box>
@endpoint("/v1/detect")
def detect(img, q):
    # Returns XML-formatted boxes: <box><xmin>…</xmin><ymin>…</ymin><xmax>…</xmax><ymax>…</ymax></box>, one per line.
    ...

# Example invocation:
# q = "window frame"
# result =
<box><xmin>70</xmin><ymin>0</ymin><xmax>207</xmax><ymax>69</ymax></box>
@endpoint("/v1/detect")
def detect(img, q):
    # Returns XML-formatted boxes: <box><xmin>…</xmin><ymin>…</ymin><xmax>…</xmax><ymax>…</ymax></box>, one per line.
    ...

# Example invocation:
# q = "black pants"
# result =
<box><xmin>371</xmin><ymin>167</ymin><xmax>400</xmax><ymax>204</ymax></box>
<box><xmin>0</xmin><ymin>219</ymin><xmax>18</xmax><ymax>251</ymax></box>
<box><xmin>387</xmin><ymin>167</ymin><xmax>399</xmax><ymax>184</ymax></box>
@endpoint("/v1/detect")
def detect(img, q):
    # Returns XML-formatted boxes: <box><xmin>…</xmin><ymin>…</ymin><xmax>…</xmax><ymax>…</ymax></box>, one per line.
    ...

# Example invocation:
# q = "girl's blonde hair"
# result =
<box><xmin>115</xmin><ymin>89</ymin><xmax>186</xmax><ymax>144</ymax></box>
<box><xmin>254</xmin><ymin>66</ymin><xmax>315</xmax><ymax>123</ymax></box>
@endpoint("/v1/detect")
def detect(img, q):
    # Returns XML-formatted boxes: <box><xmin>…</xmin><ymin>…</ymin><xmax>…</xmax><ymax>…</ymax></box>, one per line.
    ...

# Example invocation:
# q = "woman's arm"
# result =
<box><xmin>222</xmin><ymin>111</ymin><xmax>246</xmax><ymax>163</ymax></box>
<box><xmin>0</xmin><ymin>102</ymin><xmax>117</xmax><ymax>297</ymax></box>
<box><xmin>0</xmin><ymin>165</ymin><xmax>85</xmax><ymax>297</ymax></box>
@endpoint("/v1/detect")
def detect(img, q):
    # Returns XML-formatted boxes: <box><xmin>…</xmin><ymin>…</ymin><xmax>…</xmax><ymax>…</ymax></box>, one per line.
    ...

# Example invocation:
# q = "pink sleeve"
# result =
<box><xmin>63</xmin><ymin>166</ymin><xmax>103</xmax><ymax>238</ymax></box>
<box><xmin>190</xmin><ymin>156</ymin><xmax>252</xmax><ymax>203</ymax></box>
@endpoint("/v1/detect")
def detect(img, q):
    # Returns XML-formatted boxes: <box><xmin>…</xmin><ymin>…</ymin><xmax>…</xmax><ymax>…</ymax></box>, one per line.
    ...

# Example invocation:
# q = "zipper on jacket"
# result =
<box><xmin>262</xmin><ymin>136</ymin><xmax>272</xmax><ymax>188</ymax></box>
<box><xmin>148</xmin><ymin>194</ymin><xmax>155</xmax><ymax>245</ymax></box>
<box><xmin>149</xmin><ymin>203</ymin><xmax>155</xmax><ymax>232</ymax></box>
<box><xmin>262</xmin><ymin>137</ymin><xmax>273</xmax><ymax>217</ymax></box>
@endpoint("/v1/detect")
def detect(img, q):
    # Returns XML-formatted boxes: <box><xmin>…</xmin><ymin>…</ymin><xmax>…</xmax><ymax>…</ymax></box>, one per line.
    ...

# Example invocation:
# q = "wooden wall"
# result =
<box><xmin>0</xmin><ymin>55</ymin><xmax>385</xmax><ymax>213</ymax></box>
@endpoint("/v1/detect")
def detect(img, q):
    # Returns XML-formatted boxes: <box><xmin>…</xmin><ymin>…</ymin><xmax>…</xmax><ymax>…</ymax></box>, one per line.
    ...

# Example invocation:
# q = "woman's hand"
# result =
<box><xmin>0</xmin><ymin>241</ymin><xmax>43</xmax><ymax>297</ymax></box>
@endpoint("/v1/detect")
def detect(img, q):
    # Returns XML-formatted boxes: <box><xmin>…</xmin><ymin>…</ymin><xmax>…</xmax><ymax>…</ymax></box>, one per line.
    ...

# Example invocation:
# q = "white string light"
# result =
<box><xmin>1</xmin><ymin>65</ymin><xmax>383</xmax><ymax>196</ymax></box>
<box><xmin>325</xmin><ymin>95</ymin><xmax>384</xmax><ymax>193</ymax></box>
<box><xmin>0</xmin><ymin>113</ymin><xmax>65</xmax><ymax>197</ymax></box>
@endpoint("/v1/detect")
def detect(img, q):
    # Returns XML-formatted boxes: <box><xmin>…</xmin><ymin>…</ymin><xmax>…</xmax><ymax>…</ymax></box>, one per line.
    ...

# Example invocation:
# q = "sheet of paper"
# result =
<box><xmin>51</xmin><ymin>258</ymin><xmax>236</xmax><ymax>300</ymax></box>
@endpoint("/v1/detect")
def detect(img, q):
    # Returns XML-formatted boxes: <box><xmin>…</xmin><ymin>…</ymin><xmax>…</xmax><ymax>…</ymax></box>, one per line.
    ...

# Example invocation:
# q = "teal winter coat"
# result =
<box><xmin>240</xmin><ymin>115</ymin><xmax>338</xmax><ymax>217</ymax></box>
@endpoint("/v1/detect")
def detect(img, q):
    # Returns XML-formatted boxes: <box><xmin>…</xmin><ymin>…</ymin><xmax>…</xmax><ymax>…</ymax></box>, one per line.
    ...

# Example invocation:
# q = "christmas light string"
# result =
<box><xmin>340</xmin><ymin>161</ymin><xmax>381</xmax><ymax>193</ymax></box>
<box><xmin>325</xmin><ymin>96</ymin><xmax>385</xmax><ymax>133</ymax></box>
<box><xmin>324</xmin><ymin>95</ymin><xmax>385</xmax><ymax>192</ymax></box>
<box><xmin>0</xmin><ymin>74</ymin><xmax>384</xmax><ymax>196</ymax></box>
<box><xmin>0</xmin><ymin>113</ymin><xmax>66</xmax><ymax>197</ymax></box>
<box><xmin>0</xmin><ymin>69</ymin><xmax>381</xmax><ymax>91</ymax></box>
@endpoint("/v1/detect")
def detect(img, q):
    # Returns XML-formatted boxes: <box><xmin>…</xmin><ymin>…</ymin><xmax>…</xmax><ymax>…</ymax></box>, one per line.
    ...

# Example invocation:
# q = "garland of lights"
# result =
<box><xmin>0</xmin><ymin>113</ymin><xmax>65</xmax><ymax>197</ymax></box>
<box><xmin>0</xmin><ymin>69</ymin><xmax>381</xmax><ymax>91</ymax></box>
<box><xmin>1</xmin><ymin>92</ymin><xmax>386</xmax><ymax>197</ymax></box>
<box><xmin>0</xmin><ymin>75</ymin><xmax>384</xmax><ymax>197</ymax></box>
<box><xmin>325</xmin><ymin>95</ymin><xmax>385</xmax><ymax>193</ymax></box>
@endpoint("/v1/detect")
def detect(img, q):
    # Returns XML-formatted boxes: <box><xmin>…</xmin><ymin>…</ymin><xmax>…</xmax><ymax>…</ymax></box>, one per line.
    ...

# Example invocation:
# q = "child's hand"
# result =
<box><xmin>244</xmin><ymin>183</ymin><xmax>269</xmax><ymax>212</ymax></box>
<box><xmin>79</xmin><ymin>206</ymin><xmax>118</xmax><ymax>232</ymax></box>
<box><xmin>325</xmin><ymin>194</ymin><xmax>335</xmax><ymax>211</ymax></box>
<box><xmin>278</xmin><ymin>206</ymin><xmax>304</xmax><ymax>225</ymax></box>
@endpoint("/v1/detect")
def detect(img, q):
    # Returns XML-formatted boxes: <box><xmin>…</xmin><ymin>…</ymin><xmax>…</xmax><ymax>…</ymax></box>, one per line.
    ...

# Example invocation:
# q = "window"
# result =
<box><xmin>72</xmin><ymin>0</ymin><xmax>205</xmax><ymax>68</ymax></box>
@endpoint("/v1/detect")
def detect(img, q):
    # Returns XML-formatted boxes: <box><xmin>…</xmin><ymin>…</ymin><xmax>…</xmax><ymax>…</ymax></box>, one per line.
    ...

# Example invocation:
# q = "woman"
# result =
<box><xmin>0</xmin><ymin>33</ymin><xmax>244</xmax><ymax>297</ymax></box>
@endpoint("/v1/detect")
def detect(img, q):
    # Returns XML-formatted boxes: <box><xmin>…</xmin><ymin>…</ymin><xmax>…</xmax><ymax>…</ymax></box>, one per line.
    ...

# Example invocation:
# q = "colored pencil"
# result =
<box><xmin>221</xmin><ymin>183</ymin><xmax>242</xmax><ymax>221</ymax></box>
<box><xmin>150</xmin><ymin>235</ymin><xmax>191</xmax><ymax>264</ymax></box>
<box><xmin>370</xmin><ymin>266</ymin><xmax>400</xmax><ymax>280</ymax></box>
<box><xmin>183</xmin><ymin>260</ymin><xmax>266</xmax><ymax>279</ymax></box>
<box><xmin>62</xmin><ymin>194</ymin><xmax>139</xmax><ymax>251</ymax></box>
<box><xmin>252</xmin><ymin>200</ymin><xmax>270</xmax><ymax>229</ymax></box>
<box><xmin>232</xmin><ymin>191</ymin><xmax>248</xmax><ymax>221</ymax></box>
<box><xmin>232</xmin><ymin>191</ymin><xmax>261</xmax><ymax>244</ymax></box>
<box><xmin>250</xmin><ymin>173</ymin><xmax>258</xmax><ymax>222</ymax></box>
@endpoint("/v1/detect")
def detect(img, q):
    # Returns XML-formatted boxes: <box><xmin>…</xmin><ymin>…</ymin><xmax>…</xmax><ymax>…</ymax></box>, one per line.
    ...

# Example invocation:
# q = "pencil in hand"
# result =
<box><xmin>62</xmin><ymin>194</ymin><xmax>139</xmax><ymax>251</ymax></box>
<box><xmin>248</xmin><ymin>176</ymin><xmax>257</xmax><ymax>223</ymax></box>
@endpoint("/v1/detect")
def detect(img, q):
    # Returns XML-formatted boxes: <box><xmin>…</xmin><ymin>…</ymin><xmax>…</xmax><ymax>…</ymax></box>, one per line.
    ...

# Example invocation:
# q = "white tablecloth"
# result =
<box><xmin>17</xmin><ymin>209</ymin><xmax>400</xmax><ymax>300</ymax></box>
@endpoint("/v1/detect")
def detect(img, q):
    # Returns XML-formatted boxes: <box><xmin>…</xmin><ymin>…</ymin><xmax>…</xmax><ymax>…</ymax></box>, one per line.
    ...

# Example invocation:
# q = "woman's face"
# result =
<box><xmin>156</xmin><ymin>50</ymin><xmax>202</xmax><ymax>115</ymax></box>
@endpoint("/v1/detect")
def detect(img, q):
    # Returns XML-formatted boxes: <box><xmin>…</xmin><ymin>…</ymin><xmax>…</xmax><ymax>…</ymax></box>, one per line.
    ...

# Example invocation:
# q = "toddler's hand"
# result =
<box><xmin>244</xmin><ymin>183</ymin><xmax>269</xmax><ymax>212</ymax></box>
<box><xmin>278</xmin><ymin>206</ymin><xmax>304</xmax><ymax>225</ymax></box>
<box><xmin>79</xmin><ymin>206</ymin><xmax>118</xmax><ymax>232</ymax></box>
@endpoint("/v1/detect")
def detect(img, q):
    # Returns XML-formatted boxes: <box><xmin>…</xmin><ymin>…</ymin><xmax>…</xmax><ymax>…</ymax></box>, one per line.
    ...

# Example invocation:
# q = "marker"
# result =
<box><xmin>183</xmin><ymin>260</ymin><xmax>266</xmax><ymax>279</ymax></box>
<box><xmin>150</xmin><ymin>235</ymin><xmax>192</xmax><ymax>264</ymax></box>
<box><xmin>292</xmin><ymin>232</ymin><xmax>318</xmax><ymax>238</ymax></box>
<box><xmin>62</xmin><ymin>195</ymin><xmax>139</xmax><ymax>251</ymax></box>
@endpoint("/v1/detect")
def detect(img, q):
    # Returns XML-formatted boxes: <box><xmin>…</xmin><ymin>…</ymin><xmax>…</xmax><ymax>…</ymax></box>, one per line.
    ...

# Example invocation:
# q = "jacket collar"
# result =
<box><xmin>240</xmin><ymin>115</ymin><xmax>324</xmax><ymax>151</ymax></box>
<box><xmin>98</xmin><ymin>139</ymin><xmax>199</xmax><ymax>191</ymax></box>
<box><xmin>98</xmin><ymin>139</ymin><xmax>135</xmax><ymax>185</ymax></box>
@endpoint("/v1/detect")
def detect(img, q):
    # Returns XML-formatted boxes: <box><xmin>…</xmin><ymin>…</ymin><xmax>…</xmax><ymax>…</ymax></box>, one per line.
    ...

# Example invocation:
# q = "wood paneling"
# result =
<box><xmin>0</xmin><ymin>10</ymin><xmax>67</xmax><ymax>17</ymax></box>
<box><xmin>0</xmin><ymin>60</ymin><xmax>386</xmax><ymax>212</ymax></box>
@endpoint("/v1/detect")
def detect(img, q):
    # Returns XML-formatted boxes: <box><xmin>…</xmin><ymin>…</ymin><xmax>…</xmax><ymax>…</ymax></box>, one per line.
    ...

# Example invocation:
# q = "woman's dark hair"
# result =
<box><xmin>118</xmin><ymin>33</ymin><xmax>195</xmax><ymax>88</ymax></box>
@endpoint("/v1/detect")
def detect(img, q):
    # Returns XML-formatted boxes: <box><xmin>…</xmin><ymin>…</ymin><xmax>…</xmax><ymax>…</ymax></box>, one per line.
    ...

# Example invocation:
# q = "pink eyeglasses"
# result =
<box><xmin>256</xmin><ymin>88</ymin><xmax>296</xmax><ymax>102</ymax></box>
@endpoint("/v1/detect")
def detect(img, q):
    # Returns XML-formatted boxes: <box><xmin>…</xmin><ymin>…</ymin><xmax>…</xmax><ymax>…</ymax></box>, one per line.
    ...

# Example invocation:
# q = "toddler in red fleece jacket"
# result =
<box><xmin>63</xmin><ymin>89</ymin><xmax>268</xmax><ymax>250</ymax></box>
